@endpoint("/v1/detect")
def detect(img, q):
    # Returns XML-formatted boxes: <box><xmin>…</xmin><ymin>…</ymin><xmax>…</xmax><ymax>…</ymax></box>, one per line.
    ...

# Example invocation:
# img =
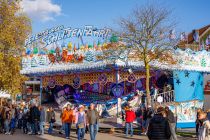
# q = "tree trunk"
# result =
<box><xmin>145</xmin><ymin>63</ymin><xmax>151</xmax><ymax>107</ymax></box>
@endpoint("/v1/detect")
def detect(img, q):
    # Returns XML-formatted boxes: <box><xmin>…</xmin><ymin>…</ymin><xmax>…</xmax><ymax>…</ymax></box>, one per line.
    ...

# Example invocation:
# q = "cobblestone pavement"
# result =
<box><xmin>0</xmin><ymin>129</ymin><xmax>196</xmax><ymax>140</ymax></box>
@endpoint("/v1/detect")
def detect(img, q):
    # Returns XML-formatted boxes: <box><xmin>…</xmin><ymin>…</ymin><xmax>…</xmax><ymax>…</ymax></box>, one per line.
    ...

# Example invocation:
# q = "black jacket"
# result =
<box><xmin>147</xmin><ymin>114</ymin><xmax>171</xmax><ymax>140</ymax></box>
<box><xmin>30</xmin><ymin>106</ymin><xmax>40</xmax><ymax>122</ymax></box>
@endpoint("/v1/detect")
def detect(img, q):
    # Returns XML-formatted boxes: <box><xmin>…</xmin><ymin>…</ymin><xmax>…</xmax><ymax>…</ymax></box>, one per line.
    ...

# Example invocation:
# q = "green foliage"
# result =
<box><xmin>201</xmin><ymin>58</ymin><xmax>206</xmax><ymax>67</ymax></box>
<box><xmin>0</xmin><ymin>0</ymin><xmax>32</xmax><ymax>96</ymax></box>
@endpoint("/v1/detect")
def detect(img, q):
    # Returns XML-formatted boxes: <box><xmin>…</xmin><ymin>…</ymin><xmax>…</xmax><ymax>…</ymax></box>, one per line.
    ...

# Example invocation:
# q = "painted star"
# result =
<box><xmin>185</xmin><ymin>71</ymin><xmax>190</xmax><ymax>77</ymax></box>
<box><xmin>176</xmin><ymin>79</ymin><xmax>181</xmax><ymax>85</ymax></box>
<box><xmin>191</xmin><ymin>81</ymin><xmax>195</xmax><ymax>87</ymax></box>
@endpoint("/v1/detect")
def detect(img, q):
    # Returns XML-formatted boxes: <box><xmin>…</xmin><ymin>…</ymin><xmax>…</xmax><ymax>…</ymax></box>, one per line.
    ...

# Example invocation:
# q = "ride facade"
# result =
<box><xmin>21</xmin><ymin>25</ymin><xmax>210</xmax><ymax>128</ymax></box>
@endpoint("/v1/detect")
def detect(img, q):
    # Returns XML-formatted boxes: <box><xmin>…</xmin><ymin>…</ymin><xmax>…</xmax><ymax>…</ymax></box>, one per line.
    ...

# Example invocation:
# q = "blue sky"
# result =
<box><xmin>21</xmin><ymin>0</ymin><xmax>210</xmax><ymax>35</ymax></box>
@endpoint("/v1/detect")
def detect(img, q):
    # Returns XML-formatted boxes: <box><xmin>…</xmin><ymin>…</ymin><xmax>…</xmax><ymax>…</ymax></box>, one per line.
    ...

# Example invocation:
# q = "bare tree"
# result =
<box><xmin>117</xmin><ymin>4</ymin><xmax>178</xmax><ymax>107</ymax></box>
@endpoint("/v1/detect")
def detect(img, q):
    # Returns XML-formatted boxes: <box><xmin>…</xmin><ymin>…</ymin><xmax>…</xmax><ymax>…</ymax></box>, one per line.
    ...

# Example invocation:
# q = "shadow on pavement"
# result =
<box><xmin>112</xmin><ymin>133</ymin><xmax>146</xmax><ymax>140</ymax></box>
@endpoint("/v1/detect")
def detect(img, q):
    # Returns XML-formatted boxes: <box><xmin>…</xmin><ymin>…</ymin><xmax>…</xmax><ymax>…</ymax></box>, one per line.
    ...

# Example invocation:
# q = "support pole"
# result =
<box><xmin>40</xmin><ymin>77</ymin><xmax>43</xmax><ymax>105</ymax></box>
<box><xmin>116</xmin><ymin>68</ymin><xmax>119</xmax><ymax>117</ymax></box>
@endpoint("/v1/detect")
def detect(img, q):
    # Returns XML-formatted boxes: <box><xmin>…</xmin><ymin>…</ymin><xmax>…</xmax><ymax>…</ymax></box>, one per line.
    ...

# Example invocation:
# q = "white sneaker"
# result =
<box><xmin>66</xmin><ymin>137</ymin><xmax>69</xmax><ymax>139</ymax></box>
<box><xmin>28</xmin><ymin>132</ymin><xmax>32</xmax><ymax>135</ymax></box>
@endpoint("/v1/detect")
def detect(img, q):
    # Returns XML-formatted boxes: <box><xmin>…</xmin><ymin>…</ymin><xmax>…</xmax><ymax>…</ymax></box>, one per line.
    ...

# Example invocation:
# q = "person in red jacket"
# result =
<box><xmin>125</xmin><ymin>106</ymin><xmax>136</xmax><ymax>137</ymax></box>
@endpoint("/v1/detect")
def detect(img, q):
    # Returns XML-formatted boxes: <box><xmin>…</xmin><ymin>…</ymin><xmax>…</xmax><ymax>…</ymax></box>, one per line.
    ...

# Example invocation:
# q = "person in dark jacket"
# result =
<box><xmin>147</xmin><ymin>107</ymin><xmax>171</xmax><ymax>140</ymax></box>
<box><xmin>196</xmin><ymin>108</ymin><xmax>202</xmax><ymax>136</ymax></box>
<box><xmin>207</xmin><ymin>109</ymin><xmax>210</xmax><ymax>121</ymax></box>
<box><xmin>30</xmin><ymin>103</ymin><xmax>40</xmax><ymax>135</ymax></box>
<box><xmin>46</xmin><ymin>107</ymin><xmax>55</xmax><ymax>134</ymax></box>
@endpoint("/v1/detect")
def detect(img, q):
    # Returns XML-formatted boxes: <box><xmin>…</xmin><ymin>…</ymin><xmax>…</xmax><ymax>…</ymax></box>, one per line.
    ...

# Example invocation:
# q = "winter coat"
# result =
<box><xmin>62</xmin><ymin>109</ymin><xmax>75</xmax><ymax>123</ymax></box>
<box><xmin>125</xmin><ymin>110</ymin><xmax>136</xmax><ymax>123</ymax></box>
<box><xmin>40</xmin><ymin>109</ymin><xmax>46</xmax><ymax>122</ymax></box>
<box><xmin>86</xmin><ymin>109</ymin><xmax>99</xmax><ymax>125</ymax></box>
<box><xmin>198</xmin><ymin>120</ymin><xmax>210</xmax><ymax>140</ymax></box>
<box><xmin>147</xmin><ymin>114</ymin><xmax>171</xmax><ymax>140</ymax></box>
<box><xmin>30</xmin><ymin>106</ymin><xmax>40</xmax><ymax>122</ymax></box>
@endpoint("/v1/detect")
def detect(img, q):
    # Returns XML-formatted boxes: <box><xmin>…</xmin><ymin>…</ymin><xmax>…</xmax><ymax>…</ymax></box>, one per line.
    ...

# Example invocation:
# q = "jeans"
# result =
<box><xmin>60</xmin><ymin>123</ymin><xmax>65</xmax><ymax>132</ymax></box>
<box><xmin>18</xmin><ymin>119</ymin><xmax>23</xmax><ymax>129</ymax></box>
<box><xmin>27</xmin><ymin>122</ymin><xmax>31</xmax><ymax>133</ymax></box>
<box><xmin>89</xmin><ymin>124</ymin><xmax>98</xmax><ymax>140</ymax></box>
<box><xmin>125</xmin><ymin>122</ymin><xmax>133</xmax><ymax>136</ymax></box>
<box><xmin>39</xmin><ymin>121</ymin><xmax>45</xmax><ymax>135</ymax></box>
<box><xmin>65</xmin><ymin>123</ymin><xmax>72</xmax><ymax>138</ymax></box>
<box><xmin>170</xmin><ymin>123</ymin><xmax>177</xmax><ymax>140</ymax></box>
<box><xmin>145</xmin><ymin>118</ymin><xmax>151</xmax><ymax>131</ymax></box>
<box><xmin>48</xmin><ymin>123</ymin><xmax>53</xmax><ymax>134</ymax></box>
<box><xmin>77</xmin><ymin>127</ymin><xmax>85</xmax><ymax>140</ymax></box>
<box><xmin>4</xmin><ymin>120</ymin><xmax>10</xmax><ymax>133</ymax></box>
<box><xmin>22</xmin><ymin>119</ymin><xmax>28</xmax><ymax>133</ymax></box>
<box><xmin>31</xmin><ymin>121</ymin><xmax>39</xmax><ymax>134</ymax></box>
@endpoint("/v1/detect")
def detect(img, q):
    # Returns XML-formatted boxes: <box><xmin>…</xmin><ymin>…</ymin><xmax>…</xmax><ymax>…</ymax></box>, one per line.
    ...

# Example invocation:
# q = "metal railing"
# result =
<box><xmin>151</xmin><ymin>90</ymin><xmax>175</xmax><ymax>104</ymax></box>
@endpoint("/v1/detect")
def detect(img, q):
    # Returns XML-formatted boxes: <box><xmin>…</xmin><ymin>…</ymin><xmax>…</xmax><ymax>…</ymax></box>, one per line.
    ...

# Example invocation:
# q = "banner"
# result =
<box><xmin>173</xmin><ymin>71</ymin><xmax>204</xmax><ymax>102</ymax></box>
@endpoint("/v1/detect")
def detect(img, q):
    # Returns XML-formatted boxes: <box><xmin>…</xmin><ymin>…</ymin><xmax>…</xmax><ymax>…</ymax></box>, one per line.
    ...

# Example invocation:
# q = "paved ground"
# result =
<box><xmin>0</xmin><ymin>129</ymin><xmax>196</xmax><ymax>140</ymax></box>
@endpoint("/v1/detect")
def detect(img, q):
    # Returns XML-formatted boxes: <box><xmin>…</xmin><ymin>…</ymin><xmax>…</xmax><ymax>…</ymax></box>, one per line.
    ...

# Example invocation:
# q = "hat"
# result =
<box><xmin>128</xmin><ymin>105</ymin><xmax>132</xmax><ymax>109</ymax></box>
<box><xmin>90</xmin><ymin>103</ymin><xmax>95</xmax><ymax>106</ymax></box>
<box><xmin>78</xmin><ymin>105</ymin><xmax>84</xmax><ymax>109</ymax></box>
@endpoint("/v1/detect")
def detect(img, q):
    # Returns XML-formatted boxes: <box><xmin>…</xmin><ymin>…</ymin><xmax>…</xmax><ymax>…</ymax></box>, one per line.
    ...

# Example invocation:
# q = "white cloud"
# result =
<box><xmin>20</xmin><ymin>0</ymin><xmax>61</xmax><ymax>22</ymax></box>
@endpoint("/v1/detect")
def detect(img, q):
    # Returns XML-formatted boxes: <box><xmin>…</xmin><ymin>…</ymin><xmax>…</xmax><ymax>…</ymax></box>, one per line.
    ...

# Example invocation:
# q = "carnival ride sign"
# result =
<box><xmin>25</xmin><ymin>25</ymin><xmax>111</xmax><ymax>47</ymax></box>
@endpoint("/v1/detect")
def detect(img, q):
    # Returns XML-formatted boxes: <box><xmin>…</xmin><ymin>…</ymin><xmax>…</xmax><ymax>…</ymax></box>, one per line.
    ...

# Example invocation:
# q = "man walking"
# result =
<box><xmin>147</xmin><ymin>107</ymin><xmax>171</xmax><ymax>140</ymax></box>
<box><xmin>125</xmin><ymin>106</ymin><xmax>136</xmax><ymax>137</ymax></box>
<box><xmin>165</xmin><ymin>107</ymin><xmax>177</xmax><ymax>140</ymax></box>
<box><xmin>87</xmin><ymin>103</ymin><xmax>99</xmax><ymax>140</ymax></box>
<box><xmin>30</xmin><ymin>103</ymin><xmax>40</xmax><ymax>135</ymax></box>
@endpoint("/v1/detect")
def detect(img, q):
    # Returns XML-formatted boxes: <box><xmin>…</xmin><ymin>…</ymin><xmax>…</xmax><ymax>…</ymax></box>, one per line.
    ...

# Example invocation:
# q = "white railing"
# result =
<box><xmin>151</xmin><ymin>90</ymin><xmax>175</xmax><ymax>104</ymax></box>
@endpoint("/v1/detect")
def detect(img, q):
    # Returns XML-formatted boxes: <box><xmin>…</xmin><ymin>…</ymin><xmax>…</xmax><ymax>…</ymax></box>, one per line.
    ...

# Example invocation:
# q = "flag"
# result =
<box><xmin>173</xmin><ymin>71</ymin><xmax>204</xmax><ymax>102</ymax></box>
<box><xmin>200</xmin><ymin>40</ymin><xmax>205</xmax><ymax>50</ymax></box>
<box><xmin>169</xmin><ymin>29</ymin><xmax>176</xmax><ymax>40</ymax></box>
<box><xmin>193</xmin><ymin>30</ymin><xmax>199</xmax><ymax>42</ymax></box>
<box><xmin>180</xmin><ymin>32</ymin><xmax>187</xmax><ymax>41</ymax></box>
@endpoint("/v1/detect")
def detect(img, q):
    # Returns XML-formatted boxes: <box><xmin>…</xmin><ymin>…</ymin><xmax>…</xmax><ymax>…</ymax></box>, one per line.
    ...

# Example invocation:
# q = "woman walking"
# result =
<box><xmin>75</xmin><ymin>105</ymin><xmax>86</xmax><ymax>140</ymax></box>
<box><xmin>198</xmin><ymin>111</ymin><xmax>210</xmax><ymax>140</ymax></box>
<box><xmin>62</xmin><ymin>104</ymin><xmax>75</xmax><ymax>139</ymax></box>
<box><xmin>4</xmin><ymin>107</ymin><xmax>11</xmax><ymax>135</ymax></box>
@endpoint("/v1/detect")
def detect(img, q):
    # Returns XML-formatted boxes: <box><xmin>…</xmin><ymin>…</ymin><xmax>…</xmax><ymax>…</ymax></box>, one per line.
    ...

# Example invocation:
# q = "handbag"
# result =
<box><xmin>51</xmin><ymin>118</ymin><xmax>56</xmax><ymax>123</ymax></box>
<box><xmin>78</xmin><ymin>123</ymin><xmax>85</xmax><ymax>128</ymax></box>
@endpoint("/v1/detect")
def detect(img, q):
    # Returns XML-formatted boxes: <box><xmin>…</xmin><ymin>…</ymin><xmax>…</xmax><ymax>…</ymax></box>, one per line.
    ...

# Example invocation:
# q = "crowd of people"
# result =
<box><xmin>1</xmin><ymin>100</ymin><xmax>210</xmax><ymax>140</ymax></box>
<box><xmin>123</xmin><ymin>105</ymin><xmax>177</xmax><ymax>140</ymax></box>
<box><xmin>0</xmin><ymin>102</ymin><xmax>99</xmax><ymax>140</ymax></box>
